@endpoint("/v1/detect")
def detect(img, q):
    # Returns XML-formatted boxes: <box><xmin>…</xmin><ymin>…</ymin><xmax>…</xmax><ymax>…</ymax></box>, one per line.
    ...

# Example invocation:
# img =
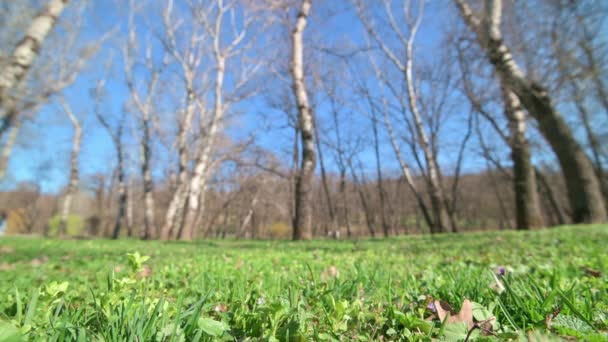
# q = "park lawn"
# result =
<box><xmin>0</xmin><ymin>225</ymin><xmax>607</xmax><ymax>341</ymax></box>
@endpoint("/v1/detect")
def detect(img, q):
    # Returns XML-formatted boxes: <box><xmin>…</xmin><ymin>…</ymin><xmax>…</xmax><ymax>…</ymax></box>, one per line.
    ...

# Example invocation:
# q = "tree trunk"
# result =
<box><xmin>371</xmin><ymin>112</ymin><xmax>391</xmax><ymax>237</ymax></box>
<box><xmin>291</xmin><ymin>0</ymin><xmax>315</xmax><ymax>241</ymax></box>
<box><xmin>160</xmin><ymin>89</ymin><xmax>195</xmax><ymax>240</ymax></box>
<box><xmin>313</xmin><ymin>113</ymin><xmax>336</xmax><ymax>236</ymax></box>
<box><xmin>455</xmin><ymin>0</ymin><xmax>607</xmax><ymax>223</ymax></box>
<box><xmin>0</xmin><ymin>0</ymin><xmax>69</xmax><ymax>137</ymax></box>
<box><xmin>534</xmin><ymin>167</ymin><xmax>567</xmax><ymax>226</ymax></box>
<box><xmin>380</xmin><ymin>97</ymin><xmax>434</xmax><ymax>231</ymax></box>
<box><xmin>140</xmin><ymin>117</ymin><xmax>156</xmax><ymax>239</ymax></box>
<box><xmin>350</xmin><ymin>162</ymin><xmax>375</xmax><ymax>237</ymax></box>
<box><xmin>59</xmin><ymin>106</ymin><xmax>81</xmax><ymax>236</ymax></box>
<box><xmin>111</xmin><ymin>142</ymin><xmax>126</xmax><ymax>239</ymax></box>
<box><xmin>126</xmin><ymin>183</ymin><xmax>133</xmax><ymax>237</ymax></box>
<box><xmin>238</xmin><ymin>192</ymin><xmax>259</xmax><ymax>238</ymax></box>
<box><xmin>401</xmin><ymin>15</ymin><xmax>453</xmax><ymax>234</ymax></box>
<box><xmin>0</xmin><ymin>120</ymin><xmax>21</xmax><ymax>179</ymax></box>
<box><xmin>502</xmin><ymin>88</ymin><xmax>544</xmax><ymax>229</ymax></box>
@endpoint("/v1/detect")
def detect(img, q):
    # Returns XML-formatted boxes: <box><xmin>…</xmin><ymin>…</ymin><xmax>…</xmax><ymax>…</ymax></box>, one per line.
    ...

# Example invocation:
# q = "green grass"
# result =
<box><xmin>0</xmin><ymin>225</ymin><xmax>607</xmax><ymax>341</ymax></box>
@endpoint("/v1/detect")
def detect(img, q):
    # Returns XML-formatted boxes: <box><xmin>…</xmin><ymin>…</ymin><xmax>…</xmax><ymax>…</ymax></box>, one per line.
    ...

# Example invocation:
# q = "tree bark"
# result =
<box><xmin>371</xmin><ymin>112</ymin><xmax>391</xmax><ymax>237</ymax></box>
<box><xmin>350</xmin><ymin>161</ymin><xmax>375</xmax><ymax>237</ymax></box>
<box><xmin>0</xmin><ymin>120</ymin><xmax>21</xmax><ymax>179</ymax></box>
<box><xmin>455</xmin><ymin>0</ymin><xmax>607</xmax><ymax>223</ymax></box>
<box><xmin>140</xmin><ymin>114</ymin><xmax>156</xmax><ymax>239</ymax></box>
<box><xmin>291</xmin><ymin>0</ymin><xmax>315</xmax><ymax>241</ymax></box>
<box><xmin>534</xmin><ymin>167</ymin><xmax>567</xmax><ymax>226</ymax></box>
<box><xmin>111</xmin><ymin>134</ymin><xmax>127</xmax><ymax>240</ymax></box>
<box><xmin>0</xmin><ymin>0</ymin><xmax>69</xmax><ymax>137</ymax></box>
<box><xmin>313</xmin><ymin>113</ymin><xmax>335</xmax><ymax>236</ymax></box>
<box><xmin>58</xmin><ymin>103</ymin><xmax>81</xmax><ymax>236</ymax></box>
<box><xmin>502</xmin><ymin>88</ymin><xmax>544</xmax><ymax>229</ymax></box>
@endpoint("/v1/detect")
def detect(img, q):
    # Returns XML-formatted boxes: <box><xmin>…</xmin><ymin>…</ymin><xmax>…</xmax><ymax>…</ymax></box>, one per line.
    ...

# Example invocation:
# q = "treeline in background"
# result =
<box><xmin>0</xmin><ymin>0</ymin><xmax>606</xmax><ymax>240</ymax></box>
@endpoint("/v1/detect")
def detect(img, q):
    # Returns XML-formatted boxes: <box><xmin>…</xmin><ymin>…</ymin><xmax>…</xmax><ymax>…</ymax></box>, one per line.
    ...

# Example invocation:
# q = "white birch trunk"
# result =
<box><xmin>0</xmin><ymin>120</ymin><xmax>21</xmax><ymax>179</ymax></box>
<box><xmin>291</xmin><ymin>0</ymin><xmax>315</xmax><ymax>241</ymax></box>
<box><xmin>0</xmin><ymin>0</ymin><xmax>70</xmax><ymax>139</ymax></box>
<box><xmin>59</xmin><ymin>102</ymin><xmax>81</xmax><ymax>236</ymax></box>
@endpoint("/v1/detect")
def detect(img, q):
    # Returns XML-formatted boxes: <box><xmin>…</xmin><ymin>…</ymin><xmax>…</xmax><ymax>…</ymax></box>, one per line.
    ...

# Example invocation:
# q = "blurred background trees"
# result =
<box><xmin>0</xmin><ymin>0</ymin><xmax>606</xmax><ymax>239</ymax></box>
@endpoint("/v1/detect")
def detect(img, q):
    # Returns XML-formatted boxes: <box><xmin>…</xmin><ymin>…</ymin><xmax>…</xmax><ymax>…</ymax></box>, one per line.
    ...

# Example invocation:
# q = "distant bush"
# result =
<box><xmin>269</xmin><ymin>222</ymin><xmax>291</xmax><ymax>239</ymax></box>
<box><xmin>6</xmin><ymin>209</ymin><xmax>29</xmax><ymax>234</ymax></box>
<box><xmin>47</xmin><ymin>214</ymin><xmax>85</xmax><ymax>236</ymax></box>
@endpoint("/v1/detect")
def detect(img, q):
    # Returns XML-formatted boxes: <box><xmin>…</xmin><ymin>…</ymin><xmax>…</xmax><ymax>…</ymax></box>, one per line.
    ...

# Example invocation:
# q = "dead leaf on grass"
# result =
<box><xmin>435</xmin><ymin>299</ymin><xmax>474</xmax><ymax>329</ymax></box>
<box><xmin>581</xmin><ymin>267</ymin><xmax>601</xmax><ymax>278</ymax></box>
<box><xmin>114</xmin><ymin>264</ymin><xmax>124</xmax><ymax>273</ymax></box>
<box><xmin>136</xmin><ymin>265</ymin><xmax>152</xmax><ymax>278</ymax></box>
<box><xmin>214</xmin><ymin>304</ymin><xmax>228</xmax><ymax>312</ymax></box>
<box><xmin>31</xmin><ymin>255</ymin><xmax>49</xmax><ymax>267</ymax></box>
<box><xmin>0</xmin><ymin>246</ymin><xmax>15</xmax><ymax>254</ymax></box>
<box><xmin>0</xmin><ymin>262</ymin><xmax>15</xmax><ymax>271</ymax></box>
<box><xmin>321</xmin><ymin>265</ymin><xmax>339</xmax><ymax>281</ymax></box>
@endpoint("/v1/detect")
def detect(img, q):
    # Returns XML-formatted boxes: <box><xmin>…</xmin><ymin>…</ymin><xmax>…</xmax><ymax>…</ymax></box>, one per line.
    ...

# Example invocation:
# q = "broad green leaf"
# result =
<box><xmin>0</xmin><ymin>321</ymin><xmax>23</xmax><ymax>342</ymax></box>
<box><xmin>198</xmin><ymin>317</ymin><xmax>228</xmax><ymax>337</ymax></box>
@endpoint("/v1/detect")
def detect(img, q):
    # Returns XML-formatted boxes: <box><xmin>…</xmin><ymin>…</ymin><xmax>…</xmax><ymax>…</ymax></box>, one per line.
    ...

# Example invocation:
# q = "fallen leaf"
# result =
<box><xmin>31</xmin><ymin>256</ymin><xmax>49</xmax><ymax>267</ymax></box>
<box><xmin>545</xmin><ymin>306</ymin><xmax>561</xmax><ymax>330</ymax></box>
<box><xmin>136</xmin><ymin>265</ymin><xmax>152</xmax><ymax>278</ymax></box>
<box><xmin>114</xmin><ymin>264</ymin><xmax>124</xmax><ymax>273</ymax></box>
<box><xmin>435</xmin><ymin>299</ymin><xmax>474</xmax><ymax>329</ymax></box>
<box><xmin>214</xmin><ymin>304</ymin><xmax>228</xmax><ymax>312</ymax></box>
<box><xmin>0</xmin><ymin>246</ymin><xmax>15</xmax><ymax>254</ymax></box>
<box><xmin>0</xmin><ymin>262</ymin><xmax>15</xmax><ymax>271</ymax></box>
<box><xmin>581</xmin><ymin>267</ymin><xmax>601</xmax><ymax>278</ymax></box>
<box><xmin>320</xmin><ymin>265</ymin><xmax>339</xmax><ymax>281</ymax></box>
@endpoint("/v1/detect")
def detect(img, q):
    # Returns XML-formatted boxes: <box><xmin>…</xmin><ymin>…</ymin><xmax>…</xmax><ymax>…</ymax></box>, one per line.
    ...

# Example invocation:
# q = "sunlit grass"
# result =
<box><xmin>0</xmin><ymin>225</ymin><xmax>607</xmax><ymax>340</ymax></box>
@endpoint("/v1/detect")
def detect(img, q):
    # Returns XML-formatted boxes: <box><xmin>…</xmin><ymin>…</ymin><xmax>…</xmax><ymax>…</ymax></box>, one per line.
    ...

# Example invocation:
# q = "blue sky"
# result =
<box><xmin>2</xmin><ymin>0</ymin><xmax>571</xmax><ymax>194</ymax></box>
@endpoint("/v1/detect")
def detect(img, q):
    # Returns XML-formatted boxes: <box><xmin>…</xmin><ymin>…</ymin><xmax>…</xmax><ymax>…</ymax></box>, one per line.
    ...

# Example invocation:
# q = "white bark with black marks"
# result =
<box><xmin>58</xmin><ymin>101</ymin><xmax>81</xmax><ymax>236</ymax></box>
<box><xmin>291</xmin><ymin>0</ymin><xmax>315</xmax><ymax>241</ymax></box>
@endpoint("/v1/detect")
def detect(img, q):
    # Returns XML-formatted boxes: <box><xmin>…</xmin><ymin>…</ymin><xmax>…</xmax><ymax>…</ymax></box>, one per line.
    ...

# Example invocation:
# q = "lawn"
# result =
<box><xmin>0</xmin><ymin>225</ymin><xmax>607</xmax><ymax>341</ymax></box>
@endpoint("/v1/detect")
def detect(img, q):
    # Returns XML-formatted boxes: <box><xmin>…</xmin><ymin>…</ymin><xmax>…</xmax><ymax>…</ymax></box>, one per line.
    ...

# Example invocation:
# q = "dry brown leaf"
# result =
<box><xmin>30</xmin><ymin>255</ymin><xmax>49</xmax><ymax>267</ymax></box>
<box><xmin>136</xmin><ymin>265</ymin><xmax>152</xmax><ymax>278</ymax></box>
<box><xmin>544</xmin><ymin>306</ymin><xmax>561</xmax><ymax>330</ymax></box>
<box><xmin>321</xmin><ymin>265</ymin><xmax>339</xmax><ymax>281</ymax></box>
<box><xmin>113</xmin><ymin>264</ymin><xmax>124</xmax><ymax>273</ymax></box>
<box><xmin>434</xmin><ymin>299</ymin><xmax>474</xmax><ymax>329</ymax></box>
<box><xmin>0</xmin><ymin>262</ymin><xmax>15</xmax><ymax>271</ymax></box>
<box><xmin>582</xmin><ymin>267</ymin><xmax>601</xmax><ymax>278</ymax></box>
<box><xmin>0</xmin><ymin>246</ymin><xmax>15</xmax><ymax>254</ymax></box>
<box><xmin>214</xmin><ymin>304</ymin><xmax>228</xmax><ymax>312</ymax></box>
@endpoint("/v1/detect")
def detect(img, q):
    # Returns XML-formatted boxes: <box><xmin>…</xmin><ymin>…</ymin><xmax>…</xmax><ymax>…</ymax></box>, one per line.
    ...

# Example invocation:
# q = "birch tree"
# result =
<box><xmin>158</xmin><ymin>0</ymin><xmax>259</xmax><ymax>240</ymax></box>
<box><xmin>455</xmin><ymin>0</ymin><xmax>607</xmax><ymax>223</ymax></box>
<box><xmin>158</xmin><ymin>0</ymin><xmax>207</xmax><ymax>240</ymax></box>
<box><xmin>124</xmin><ymin>0</ymin><xmax>165</xmax><ymax>240</ymax></box>
<box><xmin>290</xmin><ymin>0</ymin><xmax>315</xmax><ymax>240</ymax></box>
<box><xmin>58</xmin><ymin>100</ymin><xmax>81</xmax><ymax>236</ymax></box>
<box><xmin>94</xmin><ymin>80</ymin><xmax>128</xmax><ymax>239</ymax></box>
<box><xmin>356</xmin><ymin>0</ymin><xmax>454</xmax><ymax>233</ymax></box>
<box><xmin>457</xmin><ymin>43</ymin><xmax>544</xmax><ymax>230</ymax></box>
<box><xmin>0</xmin><ymin>0</ymin><xmax>70</xmax><ymax>136</ymax></box>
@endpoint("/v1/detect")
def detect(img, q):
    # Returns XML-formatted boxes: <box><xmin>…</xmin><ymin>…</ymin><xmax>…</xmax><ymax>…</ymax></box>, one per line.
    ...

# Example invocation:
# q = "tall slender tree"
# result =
<box><xmin>291</xmin><ymin>0</ymin><xmax>315</xmax><ymax>240</ymax></box>
<box><xmin>455</xmin><ymin>0</ymin><xmax>607</xmax><ymax>223</ymax></box>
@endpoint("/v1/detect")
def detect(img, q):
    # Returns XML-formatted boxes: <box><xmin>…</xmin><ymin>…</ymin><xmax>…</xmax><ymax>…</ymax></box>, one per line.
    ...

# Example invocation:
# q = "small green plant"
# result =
<box><xmin>0</xmin><ymin>224</ymin><xmax>606</xmax><ymax>340</ymax></box>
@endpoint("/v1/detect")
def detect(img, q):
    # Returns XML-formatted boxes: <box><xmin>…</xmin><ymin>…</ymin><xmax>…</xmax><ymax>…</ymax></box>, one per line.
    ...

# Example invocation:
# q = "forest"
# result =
<box><xmin>1</xmin><ymin>0</ymin><xmax>608</xmax><ymax>340</ymax></box>
<box><xmin>0</xmin><ymin>0</ymin><xmax>605</xmax><ymax>241</ymax></box>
